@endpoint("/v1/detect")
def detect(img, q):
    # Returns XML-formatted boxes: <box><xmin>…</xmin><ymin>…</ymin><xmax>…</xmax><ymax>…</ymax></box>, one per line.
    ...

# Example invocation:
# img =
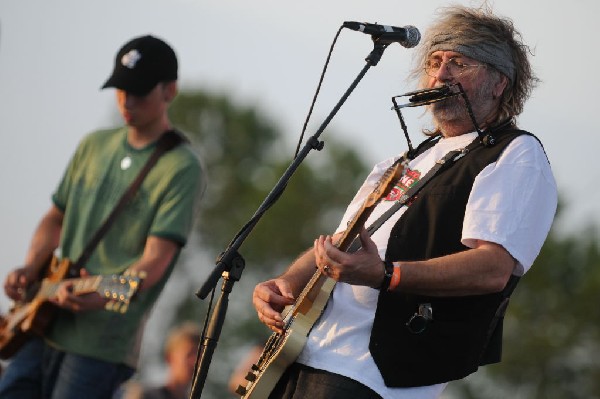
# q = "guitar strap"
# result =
<box><xmin>346</xmin><ymin>135</ymin><xmax>481</xmax><ymax>253</ymax></box>
<box><xmin>69</xmin><ymin>130</ymin><xmax>188</xmax><ymax>275</ymax></box>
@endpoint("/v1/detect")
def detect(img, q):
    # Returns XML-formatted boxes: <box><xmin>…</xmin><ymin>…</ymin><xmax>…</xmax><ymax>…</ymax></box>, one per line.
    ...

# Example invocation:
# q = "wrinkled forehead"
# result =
<box><xmin>427</xmin><ymin>50</ymin><xmax>480</xmax><ymax>64</ymax></box>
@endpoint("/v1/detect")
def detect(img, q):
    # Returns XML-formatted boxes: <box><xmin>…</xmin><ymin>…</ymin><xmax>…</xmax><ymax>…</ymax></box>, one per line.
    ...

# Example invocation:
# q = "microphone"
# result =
<box><xmin>343</xmin><ymin>21</ymin><xmax>421</xmax><ymax>48</ymax></box>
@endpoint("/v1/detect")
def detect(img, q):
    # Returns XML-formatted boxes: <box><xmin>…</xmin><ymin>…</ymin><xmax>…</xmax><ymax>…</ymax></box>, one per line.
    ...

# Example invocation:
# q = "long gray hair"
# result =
<box><xmin>411</xmin><ymin>4</ymin><xmax>538</xmax><ymax>124</ymax></box>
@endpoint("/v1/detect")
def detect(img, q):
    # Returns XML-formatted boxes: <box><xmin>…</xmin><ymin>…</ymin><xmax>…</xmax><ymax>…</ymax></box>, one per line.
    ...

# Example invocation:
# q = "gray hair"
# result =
<box><xmin>411</xmin><ymin>4</ymin><xmax>538</xmax><ymax>123</ymax></box>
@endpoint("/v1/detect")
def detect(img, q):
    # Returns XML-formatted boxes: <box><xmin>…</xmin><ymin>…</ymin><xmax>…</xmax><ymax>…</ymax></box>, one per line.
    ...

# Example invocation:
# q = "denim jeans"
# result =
<box><xmin>0</xmin><ymin>337</ymin><xmax>135</xmax><ymax>399</ymax></box>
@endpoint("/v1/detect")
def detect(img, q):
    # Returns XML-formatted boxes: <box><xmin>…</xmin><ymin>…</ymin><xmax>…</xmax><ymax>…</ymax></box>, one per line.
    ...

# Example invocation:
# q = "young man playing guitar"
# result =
<box><xmin>0</xmin><ymin>35</ymin><xmax>204</xmax><ymax>398</ymax></box>
<box><xmin>248</xmin><ymin>6</ymin><xmax>557</xmax><ymax>399</ymax></box>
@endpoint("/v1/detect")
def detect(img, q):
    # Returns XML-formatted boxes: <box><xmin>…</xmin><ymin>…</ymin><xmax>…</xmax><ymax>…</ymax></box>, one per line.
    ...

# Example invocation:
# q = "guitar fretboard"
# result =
<box><xmin>283</xmin><ymin>158</ymin><xmax>405</xmax><ymax>324</ymax></box>
<box><xmin>38</xmin><ymin>276</ymin><xmax>102</xmax><ymax>300</ymax></box>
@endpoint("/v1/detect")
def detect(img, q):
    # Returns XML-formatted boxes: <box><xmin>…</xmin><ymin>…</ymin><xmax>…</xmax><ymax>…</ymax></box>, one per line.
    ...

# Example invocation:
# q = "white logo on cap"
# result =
<box><xmin>121</xmin><ymin>49</ymin><xmax>142</xmax><ymax>69</ymax></box>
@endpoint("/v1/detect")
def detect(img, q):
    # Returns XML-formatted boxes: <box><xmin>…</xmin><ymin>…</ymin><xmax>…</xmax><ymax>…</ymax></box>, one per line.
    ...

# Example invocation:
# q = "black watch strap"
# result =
<box><xmin>379</xmin><ymin>260</ymin><xmax>394</xmax><ymax>291</ymax></box>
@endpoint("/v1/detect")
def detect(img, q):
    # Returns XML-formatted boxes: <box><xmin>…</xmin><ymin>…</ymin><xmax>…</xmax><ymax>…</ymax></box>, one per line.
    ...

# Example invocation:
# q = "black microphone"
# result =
<box><xmin>343</xmin><ymin>21</ymin><xmax>421</xmax><ymax>48</ymax></box>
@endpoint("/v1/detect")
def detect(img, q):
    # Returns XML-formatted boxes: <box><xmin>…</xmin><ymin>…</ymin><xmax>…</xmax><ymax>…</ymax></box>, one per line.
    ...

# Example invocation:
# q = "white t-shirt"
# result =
<box><xmin>297</xmin><ymin>132</ymin><xmax>557</xmax><ymax>399</ymax></box>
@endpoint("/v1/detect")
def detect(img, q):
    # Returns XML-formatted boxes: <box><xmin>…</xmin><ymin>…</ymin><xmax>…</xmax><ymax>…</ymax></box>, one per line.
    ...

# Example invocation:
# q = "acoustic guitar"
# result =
<box><xmin>237</xmin><ymin>158</ymin><xmax>405</xmax><ymax>398</ymax></box>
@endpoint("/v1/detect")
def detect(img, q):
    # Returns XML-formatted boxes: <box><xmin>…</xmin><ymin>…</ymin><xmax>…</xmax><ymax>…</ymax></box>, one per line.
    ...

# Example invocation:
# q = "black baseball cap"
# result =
<box><xmin>101</xmin><ymin>35</ymin><xmax>178</xmax><ymax>96</ymax></box>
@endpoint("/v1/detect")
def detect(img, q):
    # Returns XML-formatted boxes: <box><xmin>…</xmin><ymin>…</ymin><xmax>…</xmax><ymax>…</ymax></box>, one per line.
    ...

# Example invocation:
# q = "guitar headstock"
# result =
<box><xmin>102</xmin><ymin>271</ymin><xmax>146</xmax><ymax>313</ymax></box>
<box><xmin>363</xmin><ymin>159</ymin><xmax>405</xmax><ymax>208</ymax></box>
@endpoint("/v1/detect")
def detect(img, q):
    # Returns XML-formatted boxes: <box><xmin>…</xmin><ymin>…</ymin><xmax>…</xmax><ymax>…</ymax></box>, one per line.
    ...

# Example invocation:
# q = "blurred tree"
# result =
<box><xmin>447</xmin><ymin>209</ymin><xmax>600</xmax><ymax>399</ymax></box>
<box><xmin>170</xmin><ymin>90</ymin><xmax>368</xmax><ymax>268</ymax></box>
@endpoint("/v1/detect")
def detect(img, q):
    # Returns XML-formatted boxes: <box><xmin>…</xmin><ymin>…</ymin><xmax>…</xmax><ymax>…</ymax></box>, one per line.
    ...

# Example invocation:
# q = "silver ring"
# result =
<box><xmin>323</xmin><ymin>265</ymin><xmax>330</xmax><ymax>273</ymax></box>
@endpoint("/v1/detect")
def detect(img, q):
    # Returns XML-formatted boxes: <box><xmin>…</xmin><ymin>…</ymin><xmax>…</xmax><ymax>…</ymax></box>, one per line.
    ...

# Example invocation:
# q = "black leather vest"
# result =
<box><xmin>369</xmin><ymin>129</ymin><xmax>530</xmax><ymax>387</ymax></box>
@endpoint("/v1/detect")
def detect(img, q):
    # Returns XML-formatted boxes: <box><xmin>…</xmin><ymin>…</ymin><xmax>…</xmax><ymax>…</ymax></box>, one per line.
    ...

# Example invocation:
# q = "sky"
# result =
<box><xmin>0</xmin><ymin>0</ymin><xmax>598</xmax><ymax>313</ymax></box>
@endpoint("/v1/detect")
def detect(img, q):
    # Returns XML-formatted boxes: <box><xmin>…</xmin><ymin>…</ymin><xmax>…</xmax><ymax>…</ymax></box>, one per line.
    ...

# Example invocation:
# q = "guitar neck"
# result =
<box><xmin>335</xmin><ymin>158</ymin><xmax>406</xmax><ymax>252</ymax></box>
<box><xmin>289</xmin><ymin>198</ymin><xmax>377</xmax><ymax>317</ymax></box>
<box><xmin>334</xmin><ymin>203</ymin><xmax>374</xmax><ymax>252</ymax></box>
<box><xmin>287</xmin><ymin>158</ymin><xmax>405</xmax><ymax>321</ymax></box>
<box><xmin>38</xmin><ymin>276</ymin><xmax>102</xmax><ymax>301</ymax></box>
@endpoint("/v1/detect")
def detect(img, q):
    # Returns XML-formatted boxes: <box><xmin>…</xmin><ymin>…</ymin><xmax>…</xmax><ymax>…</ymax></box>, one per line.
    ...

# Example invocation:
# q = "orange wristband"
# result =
<box><xmin>388</xmin><ymin>261</ymin><xmax>402</xmax><ymax>292</ymax></box>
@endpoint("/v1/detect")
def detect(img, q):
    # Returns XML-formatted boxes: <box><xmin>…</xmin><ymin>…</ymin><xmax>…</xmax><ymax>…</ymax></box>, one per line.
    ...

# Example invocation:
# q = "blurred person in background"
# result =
<box><xmin>121</xmin><ymin>322</ymin><xmax>201</xmax><ymax>399</ymax></box>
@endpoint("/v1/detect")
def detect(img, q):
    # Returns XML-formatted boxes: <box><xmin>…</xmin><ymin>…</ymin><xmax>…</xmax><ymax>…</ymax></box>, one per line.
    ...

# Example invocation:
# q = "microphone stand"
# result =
<box><xmin>189</xmin><ymin>40</ymin><xmax>389</xmax><ymax>399</ymax></box>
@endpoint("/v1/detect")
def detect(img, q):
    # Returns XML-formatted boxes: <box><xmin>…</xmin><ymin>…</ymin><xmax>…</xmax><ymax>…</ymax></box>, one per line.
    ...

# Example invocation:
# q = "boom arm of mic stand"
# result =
<box><xmin>188</xmin><ymin>41</ymin><xmax>389</xmax><ymax>399</ymax></box>
<box><xmin>196</xmin><ymin>41</ymin><xmax>387</xmax><ymax>301</ymax></box>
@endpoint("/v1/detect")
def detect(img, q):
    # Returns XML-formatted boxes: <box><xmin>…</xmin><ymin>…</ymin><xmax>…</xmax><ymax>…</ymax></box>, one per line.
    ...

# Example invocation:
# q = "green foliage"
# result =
<box><xmin>170</xmin><ymin>90</ymin><xmax>368</xmax><ymax>273</ymax></box>
<box><xmin>448</xmin><ymin>223</ymin><xmax>600</xmax><ymax>399</ymax></box>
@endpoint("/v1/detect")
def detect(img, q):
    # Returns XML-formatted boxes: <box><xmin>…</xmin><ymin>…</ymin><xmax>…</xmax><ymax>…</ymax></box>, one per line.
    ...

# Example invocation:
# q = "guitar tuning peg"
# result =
<box><xmin>245</xmin><ymin>371</ymin><xmax>257</xmax><ymax>382</ymax></box>
<box><xmin>123</xmin><ymin>270</ymin><xmax>146</xmax><ymax>280</ymax></box>
<box><xmin>235</xmin><ymin>385</ymin><xmax>247</xmax><ymax>395</ymax></box>
<box><xmin>119</xmin><ymin>304</ymin><xmax>128</xmax><ymax>314</ymax></box>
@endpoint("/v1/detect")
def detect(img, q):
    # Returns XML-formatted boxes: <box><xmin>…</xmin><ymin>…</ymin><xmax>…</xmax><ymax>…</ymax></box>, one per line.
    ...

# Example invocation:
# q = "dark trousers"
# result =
<box><xmin>0</xmin><ymin>337</ymin><xmax>134</xmax><ymax>399</ymax></box>
<box><xmin>269</xmin><ymin>363</ymin><xmax>382</xmax><ymax>399</ymax></box>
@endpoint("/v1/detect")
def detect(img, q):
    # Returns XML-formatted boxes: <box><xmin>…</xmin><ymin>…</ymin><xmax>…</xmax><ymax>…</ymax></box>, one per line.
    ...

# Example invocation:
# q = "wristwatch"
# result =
<box><xmin>379</xmin><ymin>260</ymin><xmax>394</xmax><ymax>291</ymax></box>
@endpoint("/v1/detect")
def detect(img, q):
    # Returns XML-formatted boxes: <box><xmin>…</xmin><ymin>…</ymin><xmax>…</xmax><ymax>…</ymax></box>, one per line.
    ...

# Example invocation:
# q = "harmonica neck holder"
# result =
<box><xmin>391</xmin><ymin>83</ymin><xmax>498</xmax><ymax>148</ymax></box>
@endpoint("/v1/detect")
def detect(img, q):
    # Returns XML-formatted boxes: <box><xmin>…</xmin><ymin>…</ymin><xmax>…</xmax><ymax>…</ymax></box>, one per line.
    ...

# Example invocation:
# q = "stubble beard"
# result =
<box><xmin>431</xmin><ymin>95</ymin><xmax>467</xmax><ymax>126</ymax></box>
<box><xmin>430</xmin><ymin>79</ymin><xmax>496</xmax><ymax>132</ymax></box>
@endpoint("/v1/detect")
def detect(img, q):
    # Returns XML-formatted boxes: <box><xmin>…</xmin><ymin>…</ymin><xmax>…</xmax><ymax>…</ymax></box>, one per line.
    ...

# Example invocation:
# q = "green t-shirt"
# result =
<box><xmin>46</xmin><ymin>127</ymin><xmax>204</xmax><ymax>366</ymax></box>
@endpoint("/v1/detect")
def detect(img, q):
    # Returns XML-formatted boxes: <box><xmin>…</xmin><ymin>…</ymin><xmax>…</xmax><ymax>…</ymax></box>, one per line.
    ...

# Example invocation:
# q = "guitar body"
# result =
<box><xmin>240</xmin><ymin>276</ymin><xmax>335</xmax><ymax>398</ymax></box>
<box><xmin>0</xmin><ymin>256</ymin><xmax>70</xmax><ymax>359</ymax></box>
<box><xmin>0</xmin><ymin>315</ymin><xmax>29</xmax><ymax>360</ymax></box>
<box><xmin>237</xmin><ymin>159</ymin><xmax>406</xmax><ymax>398</ymax></box>
<box><xmin>23</xmin><ymin>257</ymin><xmax>72</xmax><ymax>334</ymax></box>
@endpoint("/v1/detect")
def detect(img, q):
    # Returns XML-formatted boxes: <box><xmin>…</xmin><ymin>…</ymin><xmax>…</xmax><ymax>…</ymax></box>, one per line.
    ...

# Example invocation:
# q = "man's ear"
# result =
<box><xmin>163</xmin><ymin>81</ymin><xmax>178</xmax><ymax>102</ymax></box>
<box><xmin>493</xmin><ymin>75</ymin><xmax>509</xmax><ymax>99</ymax></box>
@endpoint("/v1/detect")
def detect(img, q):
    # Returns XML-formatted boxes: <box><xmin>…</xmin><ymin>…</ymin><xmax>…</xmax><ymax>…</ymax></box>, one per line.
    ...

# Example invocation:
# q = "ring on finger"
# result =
<box><xmin>323</xmin><ymin>265</ymin><xmax>330</xmax><ymax>273</ymax></box>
